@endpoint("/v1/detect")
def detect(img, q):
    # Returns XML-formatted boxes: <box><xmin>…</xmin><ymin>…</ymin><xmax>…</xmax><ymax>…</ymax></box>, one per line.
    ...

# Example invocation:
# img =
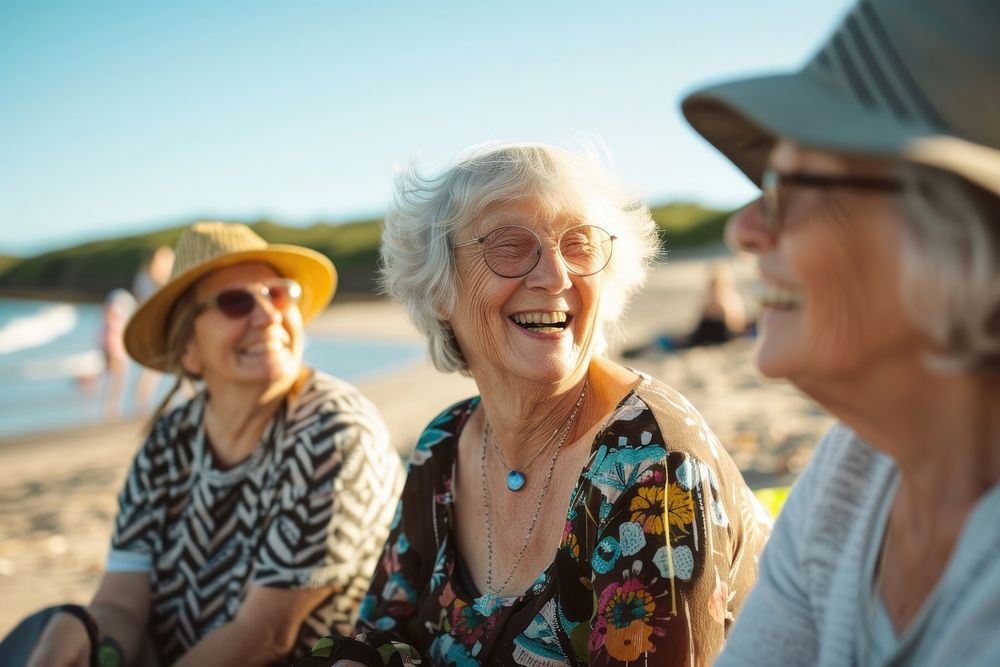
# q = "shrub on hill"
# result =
<box><xmin>0</xmin><ymin>205</ymin><xmax>731</xmax><ymax>302</ymax></box>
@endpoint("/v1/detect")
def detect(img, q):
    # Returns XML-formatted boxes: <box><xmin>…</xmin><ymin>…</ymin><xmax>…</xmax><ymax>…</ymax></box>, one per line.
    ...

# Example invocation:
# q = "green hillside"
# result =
<box><xmin>0</xmin><ymin>204</ymin><xmax>730</xmax><ymax>302</ymax></box>
<box><xmin>650</xmin><ymin>202</ymin><xmax>730</xmax><ymax>252</ymax></box>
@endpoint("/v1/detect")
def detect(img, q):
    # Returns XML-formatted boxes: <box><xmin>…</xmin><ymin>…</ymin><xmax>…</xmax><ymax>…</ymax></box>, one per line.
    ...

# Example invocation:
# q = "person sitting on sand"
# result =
<box><xmin>624</xmin><ymin>262</ymin><xmax>749</xmax><ymax>357</ymax></box>
<box><xmin>4</xmin><ymin>222</ymin><xmax>405</xmax><ymax>666</ymax></box>
<box><xmin>295</xmin><ymin>142</ymin><xmax>771</xmax><ymax>666</ymax></box>
<box><xmin>681</xmin><ymin>0</ymin><xmax>1000</xmax><ymax>663</ymax></box>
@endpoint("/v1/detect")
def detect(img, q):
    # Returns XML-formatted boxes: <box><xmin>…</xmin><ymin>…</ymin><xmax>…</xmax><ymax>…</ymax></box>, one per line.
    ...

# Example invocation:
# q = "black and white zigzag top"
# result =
<box><xmin>107</xmin><ymin>370</ymin><xmax>405</xmax><ymax>664</ymax></box>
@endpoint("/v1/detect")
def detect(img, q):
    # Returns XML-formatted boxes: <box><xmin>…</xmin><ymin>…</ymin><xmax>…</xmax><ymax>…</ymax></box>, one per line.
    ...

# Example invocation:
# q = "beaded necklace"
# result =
<box><xmin>474</xmin><ymin>380</ymin><xmax>588</xmax><ymax>615</ymax></box>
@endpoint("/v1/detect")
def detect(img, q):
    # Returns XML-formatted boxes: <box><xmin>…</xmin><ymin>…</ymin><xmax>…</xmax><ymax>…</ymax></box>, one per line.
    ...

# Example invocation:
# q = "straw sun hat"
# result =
<box><xmin>124</xmin><ymin>221</ymin><xmax>337</xmax><ymax>371</ymax></box>
<box><xmin>681</xmin><ymin>0</ymin><xmax>1000</xmax><ymax>196</ymax></box>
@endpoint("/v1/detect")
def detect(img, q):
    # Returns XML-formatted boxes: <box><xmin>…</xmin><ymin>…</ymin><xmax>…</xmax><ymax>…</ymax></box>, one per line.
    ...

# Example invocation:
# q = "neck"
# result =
<box><xmin>805</xmin><ymin>360</ymin><xmax>1000</xmax><ymax>507</ymax></box>
<box><xmin>476</xmin><ymin>356</ymin><xmax>638</xmax><ymax>469</ymax></box>
<box><xmin>203</xmin><ymin>374</ymin><xmax>298</xmax><ymax>467</ymax></box>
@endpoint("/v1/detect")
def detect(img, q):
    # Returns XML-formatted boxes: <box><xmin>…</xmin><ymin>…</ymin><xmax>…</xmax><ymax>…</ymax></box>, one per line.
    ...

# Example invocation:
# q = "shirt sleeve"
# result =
<box><xmin>107</xmin><ymin>426</ymin><xmax>163</xmax><ymax>574</ymax></box>
<box><xmin>354</xmin><ymin>403</ymin><xmax>463</xmax><ymax>642</ymax></box>
<box><xmin>587</xmin><ymin>448</ymin><xmax>759</xmax><ymax>665</ymax></box>
<box><xmin>354</xmin><ymin>452</ymin><xmax>434</xmax><ymax>638</ymax></box>
<box><xmin>714</xmin><ymin>432</ymin><xmax>831</xmax><ymax>666</ymax></box>
<box><xmin>253</xmin><ymin>400</ymin><xmax>406</xmax><ymax>595</ymax></box>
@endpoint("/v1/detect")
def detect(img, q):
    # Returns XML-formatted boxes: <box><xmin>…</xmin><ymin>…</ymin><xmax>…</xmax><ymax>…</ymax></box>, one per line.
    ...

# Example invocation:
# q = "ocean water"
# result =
<box><xmin>0</xmin><ymin>298</ymin><xmax>422</xmax><ymax>440</ymax></box>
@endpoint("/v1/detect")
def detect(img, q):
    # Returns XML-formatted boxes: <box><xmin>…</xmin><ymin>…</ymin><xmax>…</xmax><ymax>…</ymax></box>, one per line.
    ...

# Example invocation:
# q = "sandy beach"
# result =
<box><xmin>0</xmin><ymin>251</ymin><xmax>834</xmax><ymax>636</ymax></box>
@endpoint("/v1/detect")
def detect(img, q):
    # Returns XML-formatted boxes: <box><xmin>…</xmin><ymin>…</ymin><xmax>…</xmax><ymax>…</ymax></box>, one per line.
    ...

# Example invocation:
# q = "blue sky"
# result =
<box><xmin>0</xmin><ymin>0</ymin><xmax>854</xmax><ymax>255</ymax></box>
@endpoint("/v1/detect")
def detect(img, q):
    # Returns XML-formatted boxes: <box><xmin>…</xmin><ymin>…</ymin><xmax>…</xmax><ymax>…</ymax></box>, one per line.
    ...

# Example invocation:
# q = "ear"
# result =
<box><xmin>179</xmin><ymin>337</ymin><xmax>203</xmax><ymax>377</ymax></box>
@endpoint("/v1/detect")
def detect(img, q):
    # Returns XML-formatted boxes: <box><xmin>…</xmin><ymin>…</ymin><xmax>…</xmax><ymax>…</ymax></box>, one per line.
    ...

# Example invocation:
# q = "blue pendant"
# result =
<box><xmin>506</xmin><ymin>470</ymin><xmax>526</xmax><ymax>492</ymax></box>
<box><xmin>473</xmin><ymin>591</ymin><xmax>502</xmax><ymax>616</ymax></box>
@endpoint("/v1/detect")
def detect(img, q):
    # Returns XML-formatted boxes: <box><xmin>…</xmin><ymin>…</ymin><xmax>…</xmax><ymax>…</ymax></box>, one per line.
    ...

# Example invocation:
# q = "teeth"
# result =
<box><xmin>243</xmin><ymin>340</ymin><xmax>288</xmax><ymax>354</ymax></box>
<box><xmin>511</xmin><ymin>311</ymin><xmax>568</xmax><ymax>325</ymax></box>
<box><xmin>758</xmin><ymin>284</ymin><xmax>802</xmax><ymax>309</ymax></box>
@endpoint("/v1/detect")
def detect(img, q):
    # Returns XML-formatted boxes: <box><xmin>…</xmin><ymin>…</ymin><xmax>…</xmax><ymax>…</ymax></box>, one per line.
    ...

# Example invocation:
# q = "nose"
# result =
<box><xmin>524</xmin><ymin>241</ymin><xmax>573</xmax><ymax>292</ymax></box>
<box><xmin>725</xmin><ymin>198</ymin><xmax>775</xmax><ymax>255</ymax></box>
<box><xmin>249</xmin><ymin>289</ymin><xmax>283</xmax><ymax>325</ymax></box>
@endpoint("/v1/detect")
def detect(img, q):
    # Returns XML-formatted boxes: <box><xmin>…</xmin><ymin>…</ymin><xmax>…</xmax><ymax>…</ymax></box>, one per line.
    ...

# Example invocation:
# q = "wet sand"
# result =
<box><xmin>0</xmin><ymin>251</ymin><xmax>834</xmax><ymax>635</ymax></box>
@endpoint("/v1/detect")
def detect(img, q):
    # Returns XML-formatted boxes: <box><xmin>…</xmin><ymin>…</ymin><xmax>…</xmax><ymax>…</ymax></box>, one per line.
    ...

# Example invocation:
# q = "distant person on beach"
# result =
<box><xmin>681</xmin><ymin>0</ymin><xmax>1000</xmax><ymax>664</ymax></box>
<box><xmin>131</xmin><ymin>246</ymin><xmax>174</xmax><ymax>304</ymax></box>
<box><xmin>623</xmin><ymin>262</ymin><xmax>749</xmax><ymax>357</ymax></box>
<box><xmin>3</xmin><ymin>222</ymin><xmax>405</xmax><ymax>666</ymax></box>
<box><xmin>130</xmin><ymin>246</ymin><xmax>174</xmax><ymax>415</ymax></box>
<box><xmin>296</xmin><ymin>142</ymin><xmax>770</xmax><ymax>666</ymax></box>
<box><xmin>99</xmin><ymin>288</ymin><xmax>135</xmax><ymax>419</ymax></box>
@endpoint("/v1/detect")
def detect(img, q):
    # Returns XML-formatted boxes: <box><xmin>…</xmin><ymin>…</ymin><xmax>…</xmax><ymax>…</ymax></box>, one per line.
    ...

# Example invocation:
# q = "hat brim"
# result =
<box><xmin>124</xmin><ymin>246</ymin><xmax>336</xmax><ymax>372</ymax></box>
<box><xmin>681</xmin><ymin>70</ymin><xmax>1000</xmax><ymax>195</ymax></box>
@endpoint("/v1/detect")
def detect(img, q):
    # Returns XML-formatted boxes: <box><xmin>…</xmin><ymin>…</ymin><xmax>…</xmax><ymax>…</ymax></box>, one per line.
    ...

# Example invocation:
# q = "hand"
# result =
<box><xmin>26</xmin><ymin>612</ymin><xmax>91</xmax><ymax>667</ymax></box>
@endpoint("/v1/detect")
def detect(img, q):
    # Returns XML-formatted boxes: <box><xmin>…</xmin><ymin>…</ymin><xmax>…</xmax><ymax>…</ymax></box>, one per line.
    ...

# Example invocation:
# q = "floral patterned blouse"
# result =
<box><xmin>301</xmin><ymin>375</ymin><xmax>770</xmax><ymax>666</ymax></box>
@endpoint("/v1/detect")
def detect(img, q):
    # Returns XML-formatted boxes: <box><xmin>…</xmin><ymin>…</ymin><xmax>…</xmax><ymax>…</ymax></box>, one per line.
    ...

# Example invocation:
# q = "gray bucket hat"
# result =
<box><xmin>681</xmin><ymin>0</ymin><xmax>1000</xmax><ymax>195</ymax></box>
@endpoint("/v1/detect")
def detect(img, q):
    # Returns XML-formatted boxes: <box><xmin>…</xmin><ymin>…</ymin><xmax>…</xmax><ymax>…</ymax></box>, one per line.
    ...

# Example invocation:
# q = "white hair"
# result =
<box><xmin>379</xmin><ymin>141</ymin><xmax>660</xmax><ymax>375</ymax></box>
<box><xmin>897</xmin><ymin>164</ymin><xmax>1000</xmax><ymax>373</ymax></box>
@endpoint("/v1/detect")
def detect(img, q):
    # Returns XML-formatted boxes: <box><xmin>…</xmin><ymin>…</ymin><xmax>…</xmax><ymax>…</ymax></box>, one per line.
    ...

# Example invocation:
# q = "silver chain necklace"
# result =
<box><xmin>484</xmin><ymin>419</ymin><xmax>561</xmax><ymax>492</ymax></box>
<box><xmin>475</xmin><ymin>379</ymin><xmax>588</xmax><ymax>615</ymax></box>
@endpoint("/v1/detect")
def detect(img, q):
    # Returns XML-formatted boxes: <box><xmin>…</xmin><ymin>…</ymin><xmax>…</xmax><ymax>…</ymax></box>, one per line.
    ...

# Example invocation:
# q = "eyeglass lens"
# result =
<box><xmin>761</xmin><ymin>169</ymin><xmax>781</xmax><ymax>232</ymax></box>
<box><xmin>479</xmin><ymin>225</ymin><xmax>614</xmax><ymax>278</ymax></box>
<box><xmin>761</xmin><ymin>168</ymin><xmax>904</xmax><ymax>232</ymax></box>
<box><xmin>209</xmin><ymin>279</ymin><xmax>302</xmax><ymax>319</ymax></box>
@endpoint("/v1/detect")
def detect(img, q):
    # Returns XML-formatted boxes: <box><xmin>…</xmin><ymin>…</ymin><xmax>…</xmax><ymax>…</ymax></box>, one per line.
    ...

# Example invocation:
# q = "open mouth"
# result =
<box><xmin>758</xmin><ymin>284</ymin><xmax>802</xmax><ymax>310</ymax></box>
<box><xmin>510</xmin><ymin>311</ymin><xmax>571</xmax><ymax>334</ymax></box>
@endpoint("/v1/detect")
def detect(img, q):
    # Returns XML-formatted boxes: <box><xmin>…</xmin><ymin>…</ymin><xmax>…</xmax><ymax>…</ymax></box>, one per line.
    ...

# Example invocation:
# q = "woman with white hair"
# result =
<box><xmin>298</xmin><ymin>142</ymin><xmax>770</xmax><ymax>666</ymax></box>
<box><xmin>681</xmin><ymin>0</ymin><xmax>1000</xmax><ymax>663</ymax></box>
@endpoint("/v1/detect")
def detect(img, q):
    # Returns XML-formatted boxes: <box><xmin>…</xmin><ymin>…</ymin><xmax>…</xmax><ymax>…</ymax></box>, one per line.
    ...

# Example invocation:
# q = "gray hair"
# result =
<box><xmin>897</xmin><ymin>164</ymin><xmax>1000</xmax><ymax>373</ymax></box>
<box><xmin>379</xmin><ymin>141</ymin><xmax>660</xmax><ymax>375</ymax></box>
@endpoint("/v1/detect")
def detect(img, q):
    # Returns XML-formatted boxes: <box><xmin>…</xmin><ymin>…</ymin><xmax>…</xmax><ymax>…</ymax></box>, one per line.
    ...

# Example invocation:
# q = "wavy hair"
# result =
<box><xmin>379</xmin><ymin>141</ymin><xmax>660</xmax><ymax>374</ymax></box>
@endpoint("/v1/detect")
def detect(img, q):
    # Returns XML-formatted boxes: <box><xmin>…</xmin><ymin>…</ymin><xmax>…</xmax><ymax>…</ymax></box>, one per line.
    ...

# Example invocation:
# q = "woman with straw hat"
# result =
<box><xmin>13</xmin><ymin>221</ymin><xmax>405</xmax><ymax>666</ymax></box>
<box><xmin>680</xmin><ymin>0</ymin><xmax>1000</xmax><ymax>663</ymax></box>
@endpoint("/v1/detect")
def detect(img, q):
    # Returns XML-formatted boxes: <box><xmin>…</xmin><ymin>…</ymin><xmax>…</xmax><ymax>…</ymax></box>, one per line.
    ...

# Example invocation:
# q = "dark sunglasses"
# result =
<box><xmin>194</xmin><ymin>278</ymin><xmax>302</xmax><ymax>319</ymax></box>
<box><xmin>762</xmin><ymin>167</ymin><xmax>904</xmax><ymax>233</ymax></box>
<box><xmin>452</xmin><ymin>224</ymin><xmax>617</xmax><ymax>279</ymax></box>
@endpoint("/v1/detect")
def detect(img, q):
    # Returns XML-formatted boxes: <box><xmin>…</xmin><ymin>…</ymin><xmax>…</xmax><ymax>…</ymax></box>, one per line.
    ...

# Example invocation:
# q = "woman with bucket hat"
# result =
<box><xmin>5</xmin><ymin>222</ymin><xmax>405</xmax><ymax>666</ymax></box>
<box><xmin>681</xmin><ymin>0</ymin><xmax>1000</xmax><ymax>664</ymax></box>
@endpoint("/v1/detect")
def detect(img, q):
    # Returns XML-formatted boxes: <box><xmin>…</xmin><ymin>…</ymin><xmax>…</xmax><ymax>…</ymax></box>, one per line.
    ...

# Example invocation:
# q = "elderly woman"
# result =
<box><xmin>298</xmin><ymin>142</ymin><xmax>770</xmax><ymax>666</ymax></box>
<box><xmin>15</xmin><ymin>222</ymin><xmax>405</xmax><ymax>666</ymax></box>
<box><xmin>681</xmin><ymin>0</ymin><xmax>1000</xmax><ymax>664</ymax></box>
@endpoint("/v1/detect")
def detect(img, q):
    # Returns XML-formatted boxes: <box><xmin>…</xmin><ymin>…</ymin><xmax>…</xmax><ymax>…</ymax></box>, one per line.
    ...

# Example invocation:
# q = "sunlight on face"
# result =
<box><xmin>727</xmin><ymin>141</ymin><xmax>927</xmax><ymax>392</ymax></box>
<box><xmin>449</xmin><ymin>200</ymin><xmax>604</xmax><ymax>387</ymax></box>
<box><xmin>181</xmin><ymin>262</ymin><xmax>304</xmax><ymax>393</ymax></box>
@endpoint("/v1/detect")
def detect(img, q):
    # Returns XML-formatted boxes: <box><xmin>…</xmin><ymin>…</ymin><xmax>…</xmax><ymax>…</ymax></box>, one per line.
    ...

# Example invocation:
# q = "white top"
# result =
<box><xmin>717</xmin><ymin>422</ymin><xmax>1000</xmax><ymax>666</ymax></box>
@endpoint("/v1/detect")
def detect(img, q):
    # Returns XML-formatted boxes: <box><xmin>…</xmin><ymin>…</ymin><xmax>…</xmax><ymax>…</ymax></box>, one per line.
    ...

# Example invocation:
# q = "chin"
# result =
<box><xmin>255</xmin><ymin>355</ymin><xmax>302</xmax><ymax>385</ymax></box>
<box><xmin>752</xmin><ymin>337</ymin><xmax>797</xmax><ymax>381</ymax></box>
<box><xmin>504</xmin><ymin>355</ymin><xmax>577</xmax><ymax>386</ymax></box>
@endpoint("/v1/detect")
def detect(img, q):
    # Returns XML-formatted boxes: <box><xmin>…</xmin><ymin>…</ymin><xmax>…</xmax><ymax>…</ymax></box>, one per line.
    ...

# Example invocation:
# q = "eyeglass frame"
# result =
<box><xmin>761</xmin><ymin>167</ymin><xmax>904</xmax><ymax>233</ymax></box>
<box><xmin>452</xmin><ymin>224</ymin><xmax>618</xmax><ymax>279</ymax></box>
<box><xmin>193</xmin><ymin>278</ymin><xmax>303</xmax><ymax>319</ymax></box>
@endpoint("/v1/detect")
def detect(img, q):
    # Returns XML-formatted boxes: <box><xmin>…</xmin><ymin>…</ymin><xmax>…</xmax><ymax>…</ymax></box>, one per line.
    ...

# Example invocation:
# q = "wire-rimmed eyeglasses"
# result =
<box><xmin>453</xmin><ymin>224</ymin><xmax>617</xmax><ymax>279</ymax></box>
<box><xmin>762</xmin><ymin>167</ymin><xmax>904</xmax><ymax>233</ymax></box>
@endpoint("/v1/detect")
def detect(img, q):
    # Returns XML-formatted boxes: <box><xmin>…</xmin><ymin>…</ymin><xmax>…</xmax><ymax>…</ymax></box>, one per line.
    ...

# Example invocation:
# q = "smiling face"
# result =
<box><xmin>726</xmin><ymin>141</ymin><xmax>927</xmax><ymax>393</ymax></box>
<box><xmin>448</xmin><ymin>199</ymin><xmax>604</xmax><ymax>387</ymax></box>
<box><xmin>180</xmin><ymin>262</ymin><xmax>304</xmax><ymax>394</ymax></box>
